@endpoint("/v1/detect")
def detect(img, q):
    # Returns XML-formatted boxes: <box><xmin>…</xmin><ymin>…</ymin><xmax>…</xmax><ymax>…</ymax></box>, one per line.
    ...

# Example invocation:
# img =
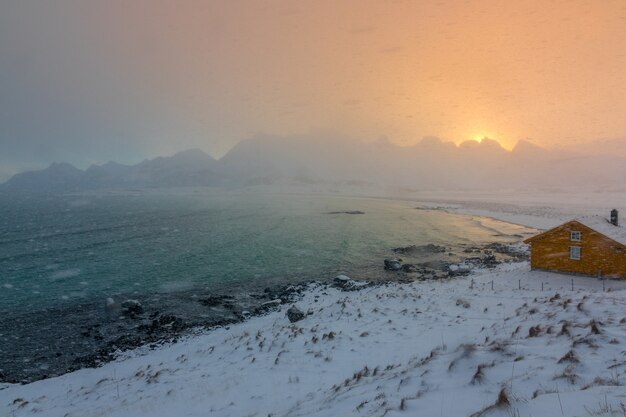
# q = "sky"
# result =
<box><xmin>1</xmin><ymin>0</ymin><xmax>626</xmax><ymax>180</ymax></box>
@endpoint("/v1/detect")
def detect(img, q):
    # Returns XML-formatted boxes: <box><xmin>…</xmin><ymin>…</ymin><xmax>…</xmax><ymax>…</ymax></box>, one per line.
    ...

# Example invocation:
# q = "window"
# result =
<box><xmin>570</xmin><ymin>231</ymin><xmax>581</xmax><ymax>241</ymax></box>
<box><xmin>570</xmin><ymin>246</ymin><xmax>581</xmax><ymax>260</ymax></box>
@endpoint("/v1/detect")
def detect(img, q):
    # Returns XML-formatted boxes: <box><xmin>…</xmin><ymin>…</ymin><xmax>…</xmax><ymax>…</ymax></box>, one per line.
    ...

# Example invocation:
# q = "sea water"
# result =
<box><xmin>0</xmin><ymin>191</ymin><xmax>532</xmax><ymax>314</ymax></box>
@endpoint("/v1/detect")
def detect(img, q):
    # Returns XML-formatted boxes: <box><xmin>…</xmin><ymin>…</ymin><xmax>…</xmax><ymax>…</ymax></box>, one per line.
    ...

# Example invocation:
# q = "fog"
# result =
<box><xmin>3</xmin><ymin>133</ymin><xmax>626</xmax><ymax>197</ymax></box>
<box><xmin>2</xmin><ymin>1</ymin><xmax>626</xmax><ymax>182</ymax></box>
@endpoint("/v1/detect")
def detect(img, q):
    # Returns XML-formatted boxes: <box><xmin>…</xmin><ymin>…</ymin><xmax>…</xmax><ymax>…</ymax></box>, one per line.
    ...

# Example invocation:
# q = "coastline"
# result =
<box><xmin>0</xmin><ymin>193</ymin><xmax>537</xmax><ymax>385</ymax></box>
<box><xmin>3</xmin><ymin>197</ymin><xmax>626</xmax><ymax>416</ymax></box>
<box><xmin>0</xmin><ymin>234</ymin><xmax>527</xmax><ymax>384</ymax></box>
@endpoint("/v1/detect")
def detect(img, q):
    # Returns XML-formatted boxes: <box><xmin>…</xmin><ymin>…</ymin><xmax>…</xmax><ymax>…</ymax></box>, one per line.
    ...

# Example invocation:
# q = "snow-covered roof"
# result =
<box><xmin>575</xmin><ymin>215</ymin><xmax>626</xmax><ymax>246</ymax></box>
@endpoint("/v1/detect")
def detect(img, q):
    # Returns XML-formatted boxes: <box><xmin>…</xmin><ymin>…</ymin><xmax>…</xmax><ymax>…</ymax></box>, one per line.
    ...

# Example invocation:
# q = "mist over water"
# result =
<box><xmin>0</xmin><ymin>191</ymin><xmax>533</xmax><ymax>313</ymax></box>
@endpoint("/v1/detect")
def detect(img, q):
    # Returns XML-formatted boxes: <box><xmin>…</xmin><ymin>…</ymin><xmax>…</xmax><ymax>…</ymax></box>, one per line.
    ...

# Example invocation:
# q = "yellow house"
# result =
<box><xmin>523</xmin><ymin>210</ymin><xmax>626</xmax><ymax>278</ymax></box>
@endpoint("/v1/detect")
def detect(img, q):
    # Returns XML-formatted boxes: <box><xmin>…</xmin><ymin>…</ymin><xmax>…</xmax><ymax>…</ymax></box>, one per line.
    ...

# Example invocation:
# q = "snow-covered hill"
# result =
<box><xmin>3</xmin><ymin>262</ymin><xmax>626</xmax><ymax>417</ymax></box>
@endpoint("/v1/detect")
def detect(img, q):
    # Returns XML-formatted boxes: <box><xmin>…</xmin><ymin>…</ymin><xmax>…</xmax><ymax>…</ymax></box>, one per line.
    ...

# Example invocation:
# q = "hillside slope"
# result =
<box><xmin>3</xmin><ymin>262</ymin><xmax>626</xmax><ymax>417</ymax></box>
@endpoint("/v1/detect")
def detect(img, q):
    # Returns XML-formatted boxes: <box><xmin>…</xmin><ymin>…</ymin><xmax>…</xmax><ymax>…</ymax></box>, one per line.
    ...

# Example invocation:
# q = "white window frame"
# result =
<box><xmin>570</xmin><ymin>231</ymin><xmax>581</xmax><ymax>242</ymax></box>
<box><xmin>569</xmin><ymin>246</ymin><xmax>581</xmax><ymax>260</ymax></box>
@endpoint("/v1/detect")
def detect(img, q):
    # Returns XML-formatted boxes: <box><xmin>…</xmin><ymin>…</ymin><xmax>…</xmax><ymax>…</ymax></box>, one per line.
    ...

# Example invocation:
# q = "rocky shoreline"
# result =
<box><xmin>0</xmin><ymin>241</ymin><xmax>528</xmax><ymax>385</ymax></box>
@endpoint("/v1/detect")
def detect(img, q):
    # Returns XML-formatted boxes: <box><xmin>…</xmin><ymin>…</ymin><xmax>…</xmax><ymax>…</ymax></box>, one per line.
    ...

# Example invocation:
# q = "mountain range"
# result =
<box><xmin>2</xmin><ymin>134</ymin><xmax>626</xmax><ymax>193</ymax></box>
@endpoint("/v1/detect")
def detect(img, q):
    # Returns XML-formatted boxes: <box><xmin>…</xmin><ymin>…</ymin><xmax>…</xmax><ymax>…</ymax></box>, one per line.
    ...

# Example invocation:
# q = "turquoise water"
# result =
<box><xmin>0</xmin><ymin>191</ymin><xmax>532</xmax><ymax>312</ymax></box>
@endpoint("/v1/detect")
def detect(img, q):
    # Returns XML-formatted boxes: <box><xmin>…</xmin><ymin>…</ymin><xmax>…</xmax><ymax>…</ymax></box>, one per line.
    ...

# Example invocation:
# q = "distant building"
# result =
<box><xmin>524</xmin><ymin>211</ymin><xmax>626</xmax><ymax>278</ymax></box>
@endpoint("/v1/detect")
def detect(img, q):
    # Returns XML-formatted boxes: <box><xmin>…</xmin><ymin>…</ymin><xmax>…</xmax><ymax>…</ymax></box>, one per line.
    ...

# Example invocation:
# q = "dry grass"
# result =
<box><xmin>471</xmin><ymin>362</ymin><xmax>495</xmax><ymax>385</ymax></box>
<box><xmin>573</xmin><ymin>336</ymin><xmax>599</xmax><ymax>349</ymax></box>
<box><xmin>582</xmin><ymin>375</ymin><xmax>621</xmax><ymax>390</ymax></box>
<box><xmin>532</xmin><ymin>386</ymin><xmax>558</xmax><ymax>399</ymax></box>
<box><xmin>448</xmin><ymin>344</ymin><xmax>476</xmax><ymax>371</ymax></box>
<box><xmin>583</xmin><ymin>396</ymin><xmax>626</xmax><ymax>416</ymax></box>
<box><xmin>322</xmin><ymin>331</ymin><xmax>336</xmax><ymax>340</ymax></box>
<box><xmin>558</xmin><ymin>321</ymin><xmax>571</xmax><ymax>337</ymax></box>
<box><xmin>558</xmin><ymin>350</ymin><xmax>580</xmax><ymax>364</ymax></box>
<box><xmin>489</xmin><ymin>340</ymin><xmax>509</xmax><ymax>353</ymax></box>
<box><xmin>589</xmin><ymin>320</ymin><xmax>602</xmax><ymax>335</ymax></box>
<box><xmin>468</xmin><ymin>387</ymin><xmax>511</xmax><ymax>417</ymax></box>
<box><xmin>12</xmin><ymin>398</ymin><xmax>29</xmax><ymax>408</ymax></box>
<box><xmin>399</xmin><ymin>397</ymin><xmax>406</xmax><ymax>411</ymax></box>
<box><xmin>554</xmin><ymin>364</ymin><xmax>578</xmax><ymax>384</ymax></box>
<box><xmin>528</xmin><ymin>325</ymin><xmax>541</xmax><ymax>337</ymax></box>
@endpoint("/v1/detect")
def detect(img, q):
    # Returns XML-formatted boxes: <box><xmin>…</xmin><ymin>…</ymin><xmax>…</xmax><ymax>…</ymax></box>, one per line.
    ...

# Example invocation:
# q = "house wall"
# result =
<box><xmin>528</xmin><ymin>221</ymin><xmax>626</xmax><ymax>278</ymax></box>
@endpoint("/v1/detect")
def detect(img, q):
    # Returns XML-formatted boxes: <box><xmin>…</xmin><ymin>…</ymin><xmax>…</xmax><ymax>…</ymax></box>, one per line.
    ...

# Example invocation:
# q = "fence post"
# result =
<box><xmin>598</xmin><ymin>270</ymin><xmax>605</xmax><ymax>292</ymax></box>
<box><xmin>541</xmin><ymin>282</ymin><xmax>544</xmax><ymax>292</ymax></box>
<box><xmin>571</xmin><ymin>278</ymin><xmax>574</xmax><ymax>291</ymax></box>
<box><xmin>518</xmin><ymin>279</ymin><xmax>521</xmax><ymax>290</ymax></box>
<box><xmin>491</xmin><ymin>280</ymin><xmax>494</xmax><ymax>290</ymax></box>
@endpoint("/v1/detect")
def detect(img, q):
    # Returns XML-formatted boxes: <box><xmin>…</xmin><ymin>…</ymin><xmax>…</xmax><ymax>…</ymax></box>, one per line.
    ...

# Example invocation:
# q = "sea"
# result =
<box><xmin>0</xmin><ymin>191</ymin><xmax>532</xmax><ymax>313</ymax></box>
<box><xmin>0</xmin><ymin>190</ymin><xmax>535</xmax><ymax>382</ymax></box>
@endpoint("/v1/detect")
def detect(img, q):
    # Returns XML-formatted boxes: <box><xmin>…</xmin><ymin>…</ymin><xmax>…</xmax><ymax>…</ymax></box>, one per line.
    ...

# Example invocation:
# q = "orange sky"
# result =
<box><xmin>2</xmin><ymin>0</ymin><xmax>626</xmax><ymax>169</ymax></box>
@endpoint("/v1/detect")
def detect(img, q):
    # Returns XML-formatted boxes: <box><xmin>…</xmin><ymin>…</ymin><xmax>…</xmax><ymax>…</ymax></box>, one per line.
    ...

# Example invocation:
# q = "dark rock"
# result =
<box><xmin>270</xmin><ymin>284</ymin><xmax>307</xmax><ymax>303</ymax></box>
<box><xmin>447</xmin><ymin>263</ymin><xmax>472</xmax><ymax>276</ymax></box>
<box><xmin>286</xmin><ymin>305</ymin><xmax>305</xmax><ymax>323</ymax></box>
<box><xmin>384</xmin><ymin>259</ymin><xmax>402</xmax><ymax>271</ymax></box>
<box><xmin>484</xmin><ymin>243</ymin><xmax>529</xmax><ymax>261</ymax></box>
<box><xmin>392</xmin><ymin>245</ymin><xmax>417</xmax><ymax>254</ymax></box>
<box><xmin>139</xmin><ymin>314</ymin><xmax>186</xmax><ymax>335</ymax></box>
<box><xmin>333</xmin><ymin>275</ymin><xmax>352</xmax><ymax>287</ymax></box>
<box><xmin>393</xmin><ymin>244</ymin><xmax>446</xmax><ymax>255</ymax></box>
<box><xmin>326</xmin><ymin>210</ymin><xmax>365</xmax><ymax>215</ymax></box>
<box><xmin>463</xmin><ymin>247</ymin><xmax>481</xmax><ymax>253</ymax></box>
<box><xmin>264</xmin><ymin>299</ymin><xmax>282</xmax><ymax>308</ymax></box>
<box><xmin>485</xmin><ymin>242</ymin><xmax>512</xmax><ymax>253</ymax></box>
<box><xmin>332</xmin><ymin>275</ymin><xmax>369</xmax><ymax>291</ymax></box>
<box><xmin>198</xmin><ymin>294</ymin><xmax>235</xmax><ymax>307</ymax></box>
<box><xmin>482</xmin><ymin>254</ymin><xmax>498</xmax><ymax>267</ymax></box>
<box><xmin>456</xmin><ymin>298</ymin><xmax>470</xmax><ymax>308</ymax></box>
<box><xmin>249</xmin><ymin>293</ymin><xmax>267</xmax><ymax>300</ymax></box>
<box><xmin>401</xmin><ymin>264</ymin><xmax>419</xmax><ymax>273</ymax></box>
<box><xmin>419</xmin><ymin>260</ymin><xmax>448</xmax><ymax>271</ymax></box>
<box><xmin>462</xmin><ymin>254</ymin><xmax>500</xmax><ymax>269</ymax></box>
<box><xmin>121</xmin><ymin>299</ymin><xmax>143</xmax><ymax>316</ymax></box>
<box><xmin>254</xmin><ymin>299</ymin><xmax>282</xmax><ymax>314</ymax></box>
<box><xmin>198</xmin><ymin>296</ymin><xmax>223</xmax><ymax>307</ymax></box>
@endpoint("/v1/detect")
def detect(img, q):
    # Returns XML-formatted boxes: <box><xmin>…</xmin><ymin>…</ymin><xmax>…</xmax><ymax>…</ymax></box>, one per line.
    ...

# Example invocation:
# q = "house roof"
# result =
<box><xmin>575</xmin><ymin>216</ymin><xmax>626</xmax><ymax>246</ymax></box>
<box><xmin>523</xmin><ymin>215</ymin><xmax>626</xmax><ymax>247</ymax></box>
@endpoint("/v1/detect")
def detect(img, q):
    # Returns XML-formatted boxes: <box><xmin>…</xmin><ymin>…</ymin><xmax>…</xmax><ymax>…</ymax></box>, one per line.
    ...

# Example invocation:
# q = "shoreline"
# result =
<box><xmin>1</xmin><ymin>237</ymin><xmax>528</xmax><ymax>384</ymax></box>
<box><xmin>3</xmin><ymin>197</ymin><xmax>626</xmax><ymax>416</ymax></box>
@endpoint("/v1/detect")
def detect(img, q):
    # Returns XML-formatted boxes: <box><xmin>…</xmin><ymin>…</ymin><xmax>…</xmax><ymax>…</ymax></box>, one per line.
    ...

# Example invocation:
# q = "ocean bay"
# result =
<box><xmin>0</xmin><ymin>191</ymin><xmax>532</xmax><ymax>312</ymax></box>
<box><xmin>0</xmin><ymin>191</ymin><xmax>534</xmax><ymax>382</ymax></box>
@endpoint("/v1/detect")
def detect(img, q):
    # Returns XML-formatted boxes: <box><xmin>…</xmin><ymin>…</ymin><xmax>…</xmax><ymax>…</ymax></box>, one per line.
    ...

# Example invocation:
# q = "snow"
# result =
<box><xmin>576</xmin><ymin>216</ymin><xmax>626</xmax><ymax>246</ymax></box>
<box><xmin>428</xmin><ymin>196</ymin><xmax>626</xmax><ymax>245</ymax></box>
<box><xmin>3</xmin><ymin>261</ymin><xmax>626</xmax><ymax>417</ymax></box>
<box><xmin>4</xmin><ymin>199</ymin><xmax>626</xmax><ymax>417</ymax></box>
<box><xmin>412</xmin><ymin>190</ymin><xmax>626</xmax><ymax>231</ymax></box>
